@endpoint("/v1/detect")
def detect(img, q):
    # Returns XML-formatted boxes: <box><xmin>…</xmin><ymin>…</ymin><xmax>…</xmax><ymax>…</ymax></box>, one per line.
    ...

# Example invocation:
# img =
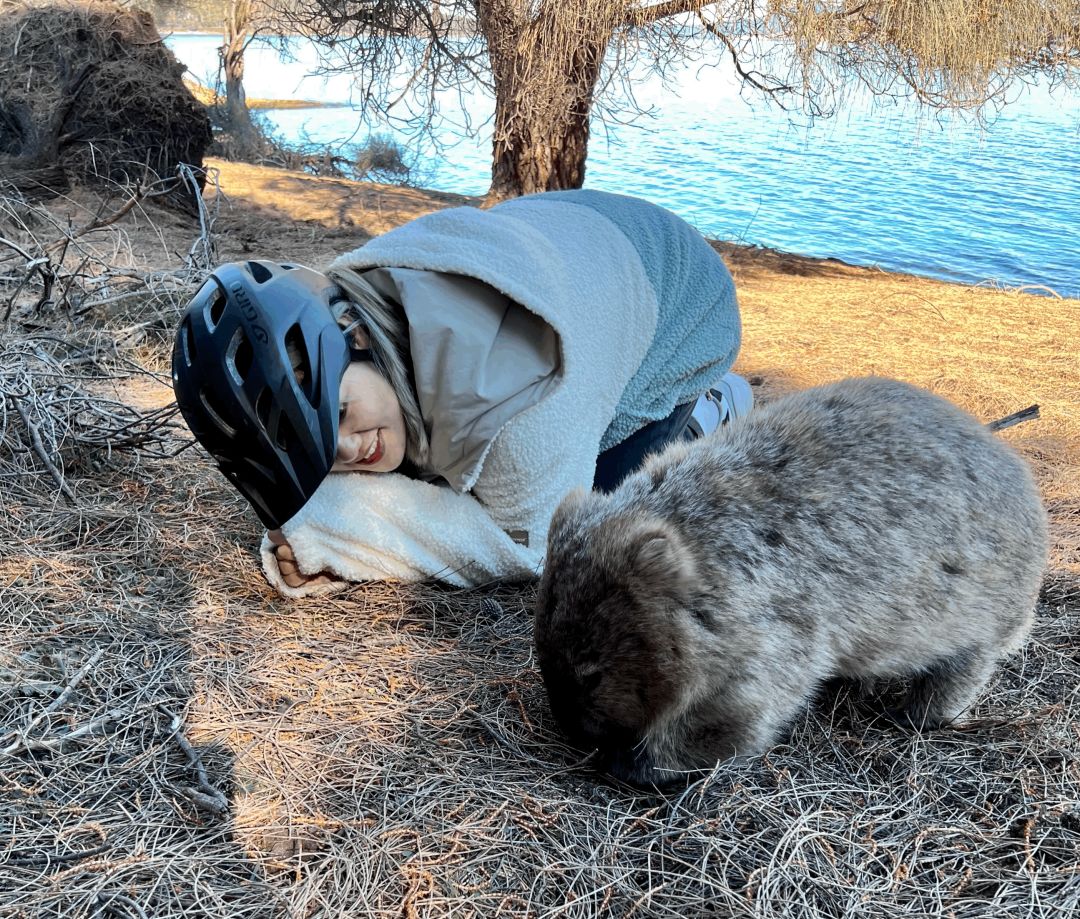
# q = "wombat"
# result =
<box><xmin>535</xmin><ymin>377</ymin><xmax>1048</xmax><ymax>786</ymax></box>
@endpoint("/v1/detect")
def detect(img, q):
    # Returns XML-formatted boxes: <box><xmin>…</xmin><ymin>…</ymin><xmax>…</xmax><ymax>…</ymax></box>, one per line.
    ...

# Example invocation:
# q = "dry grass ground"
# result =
<box><xmin>1</xmin><ymin>160</ymin><xmax>1077</xmax><ymax>918</ymax></box>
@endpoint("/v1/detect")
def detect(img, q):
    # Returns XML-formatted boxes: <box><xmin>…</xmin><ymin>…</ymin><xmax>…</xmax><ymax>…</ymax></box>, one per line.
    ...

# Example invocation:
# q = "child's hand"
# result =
<box><xmin>267</xmin><ymin>529</ymin><xmax>337</xmax><ymax>589</ymax></box>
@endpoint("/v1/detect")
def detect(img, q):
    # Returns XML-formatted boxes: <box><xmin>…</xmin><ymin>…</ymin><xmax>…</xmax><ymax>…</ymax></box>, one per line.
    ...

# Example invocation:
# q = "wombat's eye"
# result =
<box><xmin>580</xmin><ymin>670</ymin><xmax>603</xmax><ymax>693</ymax></box>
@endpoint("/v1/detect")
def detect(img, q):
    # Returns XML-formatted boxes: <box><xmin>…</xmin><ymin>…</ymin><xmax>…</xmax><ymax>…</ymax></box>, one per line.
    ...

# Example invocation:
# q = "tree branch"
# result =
<box><xmin>44</xmin><ymin>196</ymin><xmax>135</xmax><ymax>254</ymax></box>
<box><xmin>624</xmin><ymin>0</ymin><xmax>711</xmax><ymax>29</ymax></box>
<box><xmin>696</xmin><ymin>11</ymin><xmax>798</xmax><ymax>98</ymax></box>
<box><xmin>986</xmin><ymin>404</ymin><xmax>1040</xmax><ymax>433</ymax></box>
<box><xmin>11</xmin><ymin>396</ymin><xmax>78</xmax><ymax>505</ymax></box>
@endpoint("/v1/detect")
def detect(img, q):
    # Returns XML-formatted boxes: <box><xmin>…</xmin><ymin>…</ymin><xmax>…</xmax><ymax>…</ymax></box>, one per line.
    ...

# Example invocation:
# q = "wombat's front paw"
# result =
<box><xmin>882</xmin><ymin>705</ymin><xmax>957</xmax><ymax>732</ymax></box>
<box><xmin>883</xmin><ymin>705</ymin><xmax>926</xmax><ymax>731</ymax></box>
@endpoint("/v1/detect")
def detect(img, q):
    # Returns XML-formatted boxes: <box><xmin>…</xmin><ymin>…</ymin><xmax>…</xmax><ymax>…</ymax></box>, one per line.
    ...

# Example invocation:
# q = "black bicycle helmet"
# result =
<box><xmin>172</xmin><ymin>260</ymin><xmax>370</xmax><ymax>530</ymax></box>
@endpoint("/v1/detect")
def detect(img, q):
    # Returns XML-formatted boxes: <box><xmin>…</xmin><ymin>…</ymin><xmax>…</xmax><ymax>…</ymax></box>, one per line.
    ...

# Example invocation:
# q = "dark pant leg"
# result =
<box><xmin>593</xmin><ymin>401</ymin><xmax>696</xmax><ymax>493</ymax></box>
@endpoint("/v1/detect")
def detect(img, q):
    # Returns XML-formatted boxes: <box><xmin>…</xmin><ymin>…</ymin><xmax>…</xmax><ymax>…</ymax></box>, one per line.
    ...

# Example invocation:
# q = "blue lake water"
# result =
<box><xmin>167</xmin><ymin>33</ymin><xmax>1080</xmax><ymax>298</ymax></box>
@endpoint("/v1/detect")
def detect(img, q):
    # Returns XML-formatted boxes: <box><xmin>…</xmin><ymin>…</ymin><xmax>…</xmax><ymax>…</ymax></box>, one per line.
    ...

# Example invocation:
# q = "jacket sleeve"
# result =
<box><xmin>260</xmin><ymin>471</ymin><xmax>542</xmax><ymax>598</ymax></box>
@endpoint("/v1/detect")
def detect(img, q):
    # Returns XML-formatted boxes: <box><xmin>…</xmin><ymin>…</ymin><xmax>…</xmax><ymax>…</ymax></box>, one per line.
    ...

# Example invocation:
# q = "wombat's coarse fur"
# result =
<box><xmin>535</xmin><ymin>377</ymin><xmax>1048</xmax><ymax>786</ymax></box>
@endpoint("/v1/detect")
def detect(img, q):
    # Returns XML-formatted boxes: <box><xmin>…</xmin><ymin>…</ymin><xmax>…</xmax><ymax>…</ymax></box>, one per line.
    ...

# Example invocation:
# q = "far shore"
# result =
<box><xmin>183</xmin><ymin>78</ymin><xmax>347</xmax><ymax>111</ymax></box>
<box><xmin>170</xmin><ymin>30</ymin><xmax>349</xmax><ymax>110</ymax></box>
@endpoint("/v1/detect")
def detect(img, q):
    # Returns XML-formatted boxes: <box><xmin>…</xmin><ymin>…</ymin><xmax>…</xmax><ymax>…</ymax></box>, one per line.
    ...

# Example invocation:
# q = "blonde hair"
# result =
<box><xmin>326</xmin><ymin>268</ymin><xmax>431</xmax><ymax>471</ymax></box>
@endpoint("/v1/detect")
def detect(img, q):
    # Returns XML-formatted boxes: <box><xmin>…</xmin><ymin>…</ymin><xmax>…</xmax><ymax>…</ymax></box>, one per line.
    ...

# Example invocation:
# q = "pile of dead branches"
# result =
<box><xmin>0</xmin><ymin>165</ymin><xmax>215</xmax><ymax>325</ymax></box>
<box><xmin>0</xmin><ymin>0</ymin><xmax>212</xmax><ymax>205</ymax></box>
<box><xmin>0</xmin><ymin>162</ymin><xmax>212</xmax><ymax>504</ymax></box>
<box><xmin>0</xmin><ymin>335</ymin><xmax>190</xmax><ymax>505</ymax></box>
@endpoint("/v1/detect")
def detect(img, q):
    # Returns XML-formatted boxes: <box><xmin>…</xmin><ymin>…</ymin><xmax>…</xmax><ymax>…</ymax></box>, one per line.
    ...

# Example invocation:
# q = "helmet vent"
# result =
<box><xmin>179</xmin><ymin>317</ymin><xmax>196</xmax><ymax>367</ymax></box>
<box><xmin>274</xmin><ymin>414</ymin><xmax>295</xmax><ymax>451</ymax></box>
<box><xmin>283</xmin><ymin>323</ymin><xmax>313</xmax><ymax>398</ymax></box>
<box><xmin>255</xmin><ymin>387</ymin><xmax>273</xmax><ymax>432</ymax></box>
<box><xmin>226</xmin><ymin>329</ymin><xmax>253</xmax><ymax>384</ymax></box>
<box><xmin>281</xmin><ymin>264</ymin><xmax>296</xmax><ymax>271</ymax></box>
<box><xmin>247</xmin><ymin>261</ymin><xmax>273</xmax><ymax>284</ymax></box>
<box><xmin>200</xmin><ymin>386</ymin><xmax>236</xmax><ymax>437</ymax></box>
<box><xmin>207</xmin><ymin>288</ymin><xmax>227</xmax><ymax>330</ymax></box>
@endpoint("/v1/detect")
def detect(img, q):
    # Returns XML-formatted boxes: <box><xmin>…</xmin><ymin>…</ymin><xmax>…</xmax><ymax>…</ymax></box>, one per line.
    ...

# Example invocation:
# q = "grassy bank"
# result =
<box><xmin>1</xmin><ymin>162</ymin><xmax>1077</xmax><ymax>918</ymax></box>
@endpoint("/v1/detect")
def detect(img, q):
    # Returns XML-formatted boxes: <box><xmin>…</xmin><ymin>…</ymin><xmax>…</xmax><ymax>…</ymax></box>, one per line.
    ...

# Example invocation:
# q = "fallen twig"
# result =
<box><xmin>158</xmin><ymin>705</ymin><xmax>229</xmax><ymax>816</ymax></box>
<box><xmin>2</xmin><ymin>648</ymin><xmax>105</xmax><ymax>751</ymax></box>
<box><xmin>10</xmin><ymin>395</ymin><xmax>77</xmax><ymax>505</ymax></box>
<box><xmin>987</xmin><ymin>404</ymin><xmax>1040</xmax><ymax>432</ymax></box>
<box><xmin>2</xmin><ymin>843</ymin><xmax>110</xmax><ymax>868</ymax></box>
<box><xmin>4</xmin><ymin>706</ymin><xmax>152</xmax><ymax>755</ymax></box>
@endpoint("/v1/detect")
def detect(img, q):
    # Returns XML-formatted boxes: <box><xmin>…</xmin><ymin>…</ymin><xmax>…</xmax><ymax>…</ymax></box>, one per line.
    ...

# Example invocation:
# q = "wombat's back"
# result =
<box><xmin>630</xmin><ymin>376</ymin><xmax>1048</xmax><ymax>668</ymax></box>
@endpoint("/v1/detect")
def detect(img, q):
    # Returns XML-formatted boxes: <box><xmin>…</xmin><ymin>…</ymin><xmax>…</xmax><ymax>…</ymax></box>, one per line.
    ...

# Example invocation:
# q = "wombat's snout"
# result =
<box><xmin>540</xmin><ymin>660</ymin><xmax>683</xmax><ymax>788</ymax></box>
<box><xmin>602</xmin><ymin>745</ymin><xmax>674</xmax><ymax>789</ymax></box>
<box><xmin>539</xmin><ymin>662</ymin><xmax>641</xmax><ymax>754</ymax></box>
<box><xmin>545</xmin><ymin>694</ymin><xmax>665</xmax><ymax>789</ymax></box>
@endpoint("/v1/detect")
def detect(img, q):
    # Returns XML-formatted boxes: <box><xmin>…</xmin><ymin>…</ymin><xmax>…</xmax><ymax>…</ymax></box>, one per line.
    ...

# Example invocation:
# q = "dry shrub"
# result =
<box><xmin>0</xmin><ymin>337</ymin><xmax>187</xmax><ymax>497</ymax></box>
<box><xmin>0</xmin><ymin>161</ymin><xmax>216</xmax><ymax>328</ymax></box>
<box><xmin>0</xmin><ymin>0</ymin><xmax>212</xmax><ymax>202</ymax></box>
<box><xmin>352</xmin><ymin>134</ymin><xmax>413</xmax><ymax>184</ymax></box>
<box><xmin>771</xmin><ymin>0</ymin><xmax>1080</xmax><ymax>109</ymax></box>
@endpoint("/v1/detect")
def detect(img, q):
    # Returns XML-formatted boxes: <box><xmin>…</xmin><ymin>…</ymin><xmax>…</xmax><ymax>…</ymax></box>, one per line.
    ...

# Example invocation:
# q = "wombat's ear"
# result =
<box><xmin>549</xmin><ymin>487</ymin><xmax>592</xmax><ymax>540</ymax></box>
<box><xmin>556</xmin><ymin>486</ymin><xmax>590</xmax><ymax>514</ymax></box>
<box><xmin>626</xmin><ymin>520</ymin><xmax>696</xmax><ymax>597</ymax></box>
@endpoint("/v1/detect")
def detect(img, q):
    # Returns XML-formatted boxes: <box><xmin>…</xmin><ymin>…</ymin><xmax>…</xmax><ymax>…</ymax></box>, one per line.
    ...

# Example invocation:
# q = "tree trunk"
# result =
<box><xmin>221</xmin><ymin>0</ymin><xmax>261</xmax><ymax>153</ymax></box>
<box><xmin>486</xmin><ymin>69</ymin><xmax>597</xmax><ymax>200</ymax></box>
<box><xmin>480</xmin><ymin>5</ymin><xmax>611</xmax><ymax>201</ymax></box>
